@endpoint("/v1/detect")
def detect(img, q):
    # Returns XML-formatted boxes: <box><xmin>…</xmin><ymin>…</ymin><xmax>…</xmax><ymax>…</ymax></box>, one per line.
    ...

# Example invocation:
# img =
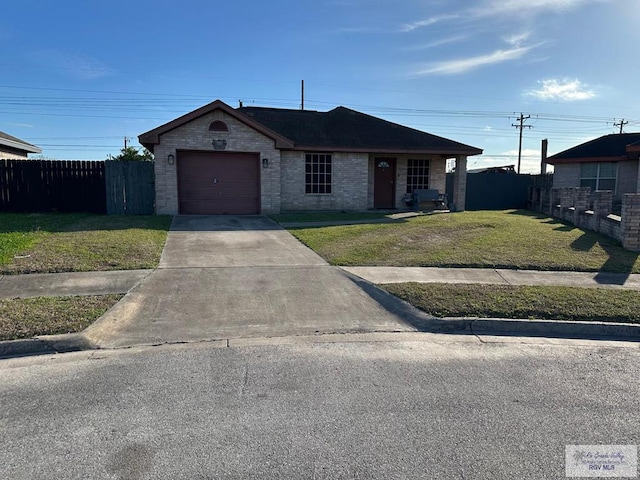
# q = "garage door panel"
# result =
<box><xmin>177</xmin><ymin>152</ymin><xmax>260</xmax><ymax>215</ymax></box>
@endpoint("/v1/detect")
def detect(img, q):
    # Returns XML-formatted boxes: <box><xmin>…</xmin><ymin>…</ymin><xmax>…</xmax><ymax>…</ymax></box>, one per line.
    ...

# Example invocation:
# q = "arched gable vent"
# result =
<box><xmin>209</xmin><ymin>120</ymin><xmax>229</xmax><ymax>132</ymax></box>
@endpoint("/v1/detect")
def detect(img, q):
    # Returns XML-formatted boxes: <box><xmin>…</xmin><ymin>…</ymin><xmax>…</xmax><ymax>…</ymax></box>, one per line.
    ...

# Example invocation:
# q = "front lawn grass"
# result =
<box><xmin>382</xmin><ymin>283</ymin><xmax>640</xmax><ymax>323</ymax></box>
<box><xmin>0</xmin><ymin>294</ymin><xmax>123</xmax><ymax>341</ymax></box>
<box><xmin>0</xmin><ymin>213</ymin><xmax>172</xmax><ymax>274</ymax></box>
<box><xmin>270</xmin><ymin>212</ymin><xmax>390</xmax><ymax>223</ymax></box>
<box><xmin>288</xmin><ymin>210</ymin><xmax>640</xmax><ymax>273</ymax></box>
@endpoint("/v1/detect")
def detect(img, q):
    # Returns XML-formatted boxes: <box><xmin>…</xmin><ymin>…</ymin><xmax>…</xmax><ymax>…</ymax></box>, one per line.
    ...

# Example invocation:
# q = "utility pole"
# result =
<box><xmin>124</xmin><ymin>136</ymin><xmax>128</xmax><ymax>149</ymax></box>
<box><xmin>301</xmin><ymin>79</ymin><xmax>304</xmax><ymax>111</ymax></box>
<box><xmin>512</xmin><ymin>113</ymin><xmax>532</xmax><ymax>174</ymax></box>
<box><xmin>614</xmin><ymin>119</ymin><xmax>628</xmax><ymax>134</ymax></box>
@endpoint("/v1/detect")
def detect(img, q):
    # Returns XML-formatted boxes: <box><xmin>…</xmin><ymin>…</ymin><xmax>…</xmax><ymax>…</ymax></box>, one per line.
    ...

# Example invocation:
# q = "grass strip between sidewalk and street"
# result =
<box><xmin>0</xmin><ymin>294</ymin><xmax>123</xmax><ymax>341</ymax></box>
<box><xmin>0</xmin><ymin>213</ymin><xmax>172</xmax><ymax>274</ymax></box>
<box><xmin>285</xmin><ymin>210</ymin><xmax>640</xmax><ymax>273</ymax></box>
<box><xmin>382</xmin><ymin>283</ymin><xmax>640</xmax><ymax>323</ymax></box>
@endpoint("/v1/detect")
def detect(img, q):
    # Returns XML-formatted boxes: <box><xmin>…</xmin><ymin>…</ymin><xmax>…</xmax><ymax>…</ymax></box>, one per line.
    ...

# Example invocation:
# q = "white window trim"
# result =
<box><xmin>580</xmin><ymin>162</ymin><xmax>618</xmax><ymax>192</ymax></box>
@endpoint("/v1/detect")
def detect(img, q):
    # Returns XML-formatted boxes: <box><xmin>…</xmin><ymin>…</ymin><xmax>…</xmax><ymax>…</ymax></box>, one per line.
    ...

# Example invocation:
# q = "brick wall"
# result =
<box><xmin>552</xmin><ymin>164</ymin><xmax>580</xmax><ymax>189</ymax></box>
<box><xmin>539</xmin><ymin>187</ymin><xmax>640</xmax><ymax>251</ymax></box>
<box><xmin>553</xmin><ymin>161</ymin><xmax>639</xmax><ymax>202</ymax></box>
<box><xmin>281</xmin><ymin>151</ymin><xmax>369</xmax><ymax>211</ymax></box>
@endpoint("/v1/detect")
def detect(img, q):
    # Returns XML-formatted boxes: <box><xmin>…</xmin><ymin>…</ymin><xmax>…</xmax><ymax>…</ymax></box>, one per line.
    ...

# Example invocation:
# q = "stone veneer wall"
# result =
<box><xmin>153</xmin><ymin>109</ymin><xmax>281</xmax><ymax>215</ymax></box>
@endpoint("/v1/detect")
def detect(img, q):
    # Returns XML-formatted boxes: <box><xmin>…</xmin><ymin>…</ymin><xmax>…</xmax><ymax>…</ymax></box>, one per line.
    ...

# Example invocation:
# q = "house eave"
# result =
<box><xmin>546</xmin><ymin>155</ymin><xmax>628</xmax><ymax>165</ymax></box>
<box><xmin>285</xmin><ymin>146</ymin><xmax>483</xmax><ymax>156</ymax></box>
<box><xmin>0</xmin><ymin>138</ymin><xmax>41</xmax><ymax>154</ymax></box>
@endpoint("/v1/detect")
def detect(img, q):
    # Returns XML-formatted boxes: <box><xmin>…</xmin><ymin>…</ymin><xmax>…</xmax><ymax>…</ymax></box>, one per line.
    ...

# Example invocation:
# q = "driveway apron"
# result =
<box><xmin>85</xmin><ymin>216</ymin><xmax>414</xmax><ymax>348</ymax></box>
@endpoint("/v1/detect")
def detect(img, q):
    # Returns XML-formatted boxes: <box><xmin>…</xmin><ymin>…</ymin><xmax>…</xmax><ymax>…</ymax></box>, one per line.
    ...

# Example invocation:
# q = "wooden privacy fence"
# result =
<box><xmin>105</xmin><ymin>161</ymin><xmax>155</xmax><ymax>214</ymax></box>
<box><xmin>0</xmin><ymin>159</ymin><xmax>155</xmax><ymax>214</ymax></box>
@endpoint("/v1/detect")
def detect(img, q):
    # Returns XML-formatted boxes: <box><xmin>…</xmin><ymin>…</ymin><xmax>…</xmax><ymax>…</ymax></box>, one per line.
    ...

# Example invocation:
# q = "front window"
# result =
<box><xmin>580</xmin><ymin>162</ymin><xmax>617</xmax><ymax>191</ymax></box>
<box><xmin>305</xmin><ymin>153</ymin><xmax>332</xmax><ymax>194</ymax></box>
<box><xmin>406</xmin><ymin>159</ymin><xmax>430</xmax><ymax>193</ymax></box>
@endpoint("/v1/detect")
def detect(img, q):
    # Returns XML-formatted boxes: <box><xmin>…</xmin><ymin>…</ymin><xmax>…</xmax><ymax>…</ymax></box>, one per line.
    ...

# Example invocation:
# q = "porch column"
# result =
<box><xmin>452</xmin><ymin>155</ymin><xmax>467</xmax><ymax>211</ymax></box>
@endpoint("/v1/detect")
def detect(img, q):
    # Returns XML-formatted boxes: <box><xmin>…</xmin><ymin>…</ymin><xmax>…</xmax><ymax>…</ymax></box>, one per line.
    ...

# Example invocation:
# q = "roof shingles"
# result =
<box><xmin>238</xmin><ymin>106</ymin><xmax>482</xmax><ymax>154</ymax></box>
<box><xmin>547</xmin><ymin>133</ymin><xmax>640</xmax><ymax>163</ymax></box>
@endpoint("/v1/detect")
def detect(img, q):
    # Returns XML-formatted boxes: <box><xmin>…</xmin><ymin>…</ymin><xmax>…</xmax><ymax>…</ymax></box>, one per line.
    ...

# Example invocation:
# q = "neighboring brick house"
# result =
<box><xmin>546</xmin><ymin>133</ymin><xmax>640</xmax><ymax>202</ymax></box>
<box><xmin>139</xmin><ymin>100</ymin><xmax>482</xmax><ymax>215</ymax></box>
<box><xmin>0</xmin><ymin>131</ymin><xmax>42</xmax><ymax>159</ymax></box>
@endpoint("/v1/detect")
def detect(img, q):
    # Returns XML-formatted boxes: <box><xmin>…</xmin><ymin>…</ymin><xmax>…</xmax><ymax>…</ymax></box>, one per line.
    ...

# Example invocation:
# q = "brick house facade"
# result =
<box><xmin>139</xmin><ymin>100</ymin><xmax>481</xmax><ymax>215</ymax></box>
<box><xmin>547</xmin><ymin>133</ymin><xmax>640</xmax><ymax>203</ymax></box>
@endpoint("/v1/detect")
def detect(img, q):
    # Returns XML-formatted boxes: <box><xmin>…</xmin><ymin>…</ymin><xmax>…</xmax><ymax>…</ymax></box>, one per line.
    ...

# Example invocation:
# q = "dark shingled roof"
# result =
<box><xmin>237</xmin><ymin>106</ymin><xmax>482</xmax><ymax>155</ymax></box>
<box><xmin>547</xmin><ymin>133</ymin><xmax>640</xmax><ymax>164</ymax></box>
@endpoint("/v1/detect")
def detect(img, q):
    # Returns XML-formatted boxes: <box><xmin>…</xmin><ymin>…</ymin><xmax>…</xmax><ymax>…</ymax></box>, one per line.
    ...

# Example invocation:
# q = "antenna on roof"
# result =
<box><xmin>301</xmin><ymin>80</ymin><xmax>304</xmax><ymax>111</ymax></box>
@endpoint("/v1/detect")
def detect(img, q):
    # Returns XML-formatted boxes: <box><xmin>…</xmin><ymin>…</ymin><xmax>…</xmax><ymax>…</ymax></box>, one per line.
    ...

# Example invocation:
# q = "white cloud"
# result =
<box><xmin>474</xmin><ymin>0</ymin><xmax>608</xmax><ymax>17</ymax></box>
<box><xmin>405</xmin><ymin>35</ymin><xmax>467</xmax><ymax>51</ymax></box>
<box><xmin>401</xmin><ymin>14</ymin><xmax>458</xmax><ymax>32</ymax></box>
<box><xmin>473</xmin><ymin>149</ymin><xmax>543</xmax><ymax>174</ymax></box>
<box><xmin>414</xmin><ymin>45</ymin><xmax>535</xmax><ymax>75</ymax></box>
<box><xmin>503</xmin><ymin>31</ymin><xmax>531</xmax><ymax>47</ymax></box>
<box><xmin>527</xmin><ymin>78</ymin><xmax>596</xmax><ymax>101</ymax></box>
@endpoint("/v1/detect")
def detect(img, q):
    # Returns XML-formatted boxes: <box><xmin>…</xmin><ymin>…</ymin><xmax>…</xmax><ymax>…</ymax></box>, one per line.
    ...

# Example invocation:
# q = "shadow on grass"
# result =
<box><xmin>569</xmin><ymin>231</ymin><xmax>639</xmax><ymax>279</ymax></box>
<box><xmin>507</xmin><ymin>209</ymin><xmax>640</xmax><ymax>277</ymax></box>
<box><xmin>505</xmin><ymin>209</ymin><xmax>578</xmax><ymax>231</ymax></box>
<box><xmin>0</xmin><ymin>213</ymin><xmax>172</xmax><ymax>234</ymax></box>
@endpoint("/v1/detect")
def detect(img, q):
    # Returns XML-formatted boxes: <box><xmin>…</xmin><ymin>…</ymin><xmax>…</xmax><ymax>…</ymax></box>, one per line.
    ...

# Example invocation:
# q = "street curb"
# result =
<box><xmin>465</xmin><ymin>317</ymin><xmax>640</xmax><ymax>340</ymax></box>
<box><xmin>0</xmin><ymin>333</ymin><xmax>96</xmax><ymax>359</ymax></box>
<box><xmin>341</xmin><ymin>269</ymin><xmax>640</xmax><ymax>342</ymax></box>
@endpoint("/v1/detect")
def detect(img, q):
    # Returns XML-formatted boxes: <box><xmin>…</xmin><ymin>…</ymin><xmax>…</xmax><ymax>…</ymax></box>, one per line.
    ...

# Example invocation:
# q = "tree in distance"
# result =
<box><xmin>109</xmin><ymin>146</ymin><xmax>153</xmax><ymax>161</ymax></box>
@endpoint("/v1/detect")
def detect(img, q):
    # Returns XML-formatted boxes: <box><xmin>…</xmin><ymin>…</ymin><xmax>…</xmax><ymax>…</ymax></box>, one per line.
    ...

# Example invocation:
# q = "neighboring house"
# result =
<box><xmin>139</xmin><ymin>100</ymin><xmax>482</xmax><ymax>215</ymax></box>
<box><xmin>546</xmin><ymin>133</ymin><xmax>640</xmax><ymax>201</ymax></box>
<box><xmin>0</xmin><ymin>131</ymin><xmax>42</xmax><ymax>159</ymax></box>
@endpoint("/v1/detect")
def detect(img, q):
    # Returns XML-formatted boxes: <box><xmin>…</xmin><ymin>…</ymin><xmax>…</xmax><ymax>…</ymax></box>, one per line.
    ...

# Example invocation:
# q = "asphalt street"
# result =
<box><xmin>1</xmin><ymin>333</ymin><xmax>638</xmax><ymax>479</ymax></box>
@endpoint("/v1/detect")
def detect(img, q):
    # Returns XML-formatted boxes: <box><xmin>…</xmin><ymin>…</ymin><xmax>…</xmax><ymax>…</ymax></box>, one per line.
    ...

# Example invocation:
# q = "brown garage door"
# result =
<box><xmin>177</xmin><ymin>151</ymin><xmax>260</xmax><ymax>215</ymax></box>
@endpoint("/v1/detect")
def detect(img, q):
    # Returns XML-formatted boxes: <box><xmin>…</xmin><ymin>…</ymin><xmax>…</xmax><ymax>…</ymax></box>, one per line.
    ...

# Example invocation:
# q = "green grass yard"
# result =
<box><xmin>0</xmin><ymin>295</ymin><xmax>123</xmax><ymax>341</ymax></box>
<box><xmin>0</xmin><ymin>213</ymin><xmax>172</xmax><ymax>274</ymax></box>
<box><xmin>285</xmin><ymin>210</ymin><xmax>640</xmax><ymax>273</ymax></box>
<box><xmin>382</xmin><ymin>283</ymin><xmax>640</xmax><ymax>323</ymax></box>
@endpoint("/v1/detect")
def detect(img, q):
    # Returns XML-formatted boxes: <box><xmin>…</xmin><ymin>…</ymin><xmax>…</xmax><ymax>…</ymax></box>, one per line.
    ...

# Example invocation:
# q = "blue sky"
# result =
<box><xmin>1</xmin><ymin>0</ymin><xmax>637</xmax><ymax>172</ymax></box>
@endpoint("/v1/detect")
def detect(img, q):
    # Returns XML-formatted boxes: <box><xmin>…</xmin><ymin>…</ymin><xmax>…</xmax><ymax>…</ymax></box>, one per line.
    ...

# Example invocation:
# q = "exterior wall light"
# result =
<box><xmin>262</xmin><ymin>158</ymin><xmax>269</xmax><ymax>168</ymax></box>
<box><xmin>167</xmin><ymin>154</ymin><xmax>175</xmax><ymax>165</ymax></box>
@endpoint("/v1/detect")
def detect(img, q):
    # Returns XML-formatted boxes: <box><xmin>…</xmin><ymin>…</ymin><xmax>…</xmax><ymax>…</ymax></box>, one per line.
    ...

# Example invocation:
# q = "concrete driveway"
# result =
<box><xmin>85</xmin><ymin>216</ymin><xmax>414</xmax><ymax>348</ymax></box>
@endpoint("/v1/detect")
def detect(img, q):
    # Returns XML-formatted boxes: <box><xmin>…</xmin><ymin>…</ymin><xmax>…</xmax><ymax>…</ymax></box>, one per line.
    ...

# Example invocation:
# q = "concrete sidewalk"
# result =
<box><xmin>1</xmin><ymin>266</ymin><xmax>639</xmax><ymax>300</ymax></box>
<box><xmin>340</xmin><ymin>267</ymin><xmax>640</xmax><ymax>290</ymax></box>
<box><xmin>0</xmin><ymin>270</ymin><xmax>153</xmax><ymax>299</ymax></box>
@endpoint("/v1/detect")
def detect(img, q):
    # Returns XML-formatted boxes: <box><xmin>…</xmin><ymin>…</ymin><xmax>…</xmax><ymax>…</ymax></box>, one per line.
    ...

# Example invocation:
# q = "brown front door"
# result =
<box><xmin>374</xmin><ymin>158</ymin><xmax>396</xmax><ymax>208</ymax></box>
<box><xmin>177</xmin><ymin>151</ymin><xmax>260</xmax><ymax>215</ymax></box>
